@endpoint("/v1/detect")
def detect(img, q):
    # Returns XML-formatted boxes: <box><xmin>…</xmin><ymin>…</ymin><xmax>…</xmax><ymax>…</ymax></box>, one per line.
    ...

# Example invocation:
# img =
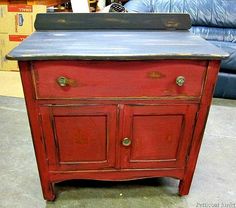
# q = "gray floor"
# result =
<box><xmin>0</xmin><ymin>96</ymin><xmax>236</xmax><ymax>208</ymax></box>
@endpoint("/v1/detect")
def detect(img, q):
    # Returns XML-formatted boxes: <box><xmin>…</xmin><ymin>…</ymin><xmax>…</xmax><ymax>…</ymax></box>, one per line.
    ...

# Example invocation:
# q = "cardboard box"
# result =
<box><xmin>0</xmin><ymin>1</ymin><xmax>27</xmax><ymax>4</ymax></box>
<box><xmin>0</xmin><ymin>34</ymin><xmax>8</xmax><ymax>70</ymax></box>
<box><xmin>0</xmin><ymin>5</ymin><xmax>8</xmax><ymax>33</ymax></box>
<box><xmin>0</xmin><ymin>34</ymin><xmax>29</xmax><ymax>71</ymax></box>
<box><xmin>0</xmin><ymin>4</ymin><xmax>46</xmax><ymax>34</ymax></box>
<box><xmin>0</xmin><ymin>0</ymin><xmax>67</xmax><ymax>6</ymax></box>
<box><xmin>27</xmin><ymin>0</ymin><xmax>68</xmax><ymax>6</ymax></box>
<box><xmin>0</xmin><ymin>4</ymin><xmax>46</xmax><ymax>71</ymax></box>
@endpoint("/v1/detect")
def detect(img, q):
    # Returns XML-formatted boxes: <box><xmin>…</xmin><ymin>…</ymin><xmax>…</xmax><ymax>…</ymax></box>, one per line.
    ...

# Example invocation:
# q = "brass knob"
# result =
<box><xmin>122</xmin><ymin>137</ymin><xmax>132</xmax><ymax>147</ymax></box>
<box><xmin>176</xmin><ymin>76</ymin><xmax>185</xmax><ymax>87</ymax></box>
<box><xmin>57</xmin><ymin>76</ymin><xmax>69</xmax><ymax>87</ymax></box>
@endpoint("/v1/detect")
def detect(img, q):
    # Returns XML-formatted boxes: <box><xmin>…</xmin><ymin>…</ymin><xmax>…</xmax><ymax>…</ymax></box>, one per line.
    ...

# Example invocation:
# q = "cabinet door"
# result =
<box><xmin>40</xmin><ymin>105</ymin><xmax>117</xmax><ymax>171</ymax></box>
<box><xmin>120</xmin><ymin>105</ymin><xmax>198</xmax><ymax>169</ymax></box>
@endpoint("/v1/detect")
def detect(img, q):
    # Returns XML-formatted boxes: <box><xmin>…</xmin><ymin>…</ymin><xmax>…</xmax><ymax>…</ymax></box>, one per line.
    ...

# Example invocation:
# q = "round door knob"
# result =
<box><xmin>176</xmin><ymin>76</ymin><xmax>185</xmax><ymax>87</ymax></box>
<box><xmin>57</xmin><ymin>76</ymin><xmax>69</xmax><ymax>87</ymax></box>
<box><xmin>122</xmin><ymin>137</ymin><xmax>132</xmax><ymax>147</ymax></box>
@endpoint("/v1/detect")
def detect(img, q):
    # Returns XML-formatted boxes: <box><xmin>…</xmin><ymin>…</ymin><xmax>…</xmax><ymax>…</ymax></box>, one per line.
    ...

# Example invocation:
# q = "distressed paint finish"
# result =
<box><xmin>18</xmin><ymin>59</ymin><xmax>221</xmax><ymax>201</ymax></box>
<box><xmin>39</xmin><ymin>105</ymin><xmax>117</xmax><ymax>171</ymax></box>
<box><xmin>34</xmin><ymin>13</ymin><xmax>192</xmax><ymax>31</ymax></box>
<box><xmin>120</xmin><ymin>104</ymin><xmax>198</xmax><ymax>169</ymax></box>
<box><xmin>6</xmin><ymin>13</ymin><xmax>228</xmax><ymax>62</ymax></box>
<box><xmin>179</xmin><ymin>60</ymin><xmax>221</xmax><ymax>195</ymax></box>
<box><xmin>6</xmin><ymin>30</ymin><xmax>228</xmax><ymax>61</ymax></box>
<box><xmin>10</xmin><ymin>13</ymin><xmax>228</xmax><ymax>201</ymax></box>
<box><xmin>18</xmin><ymin>61</ymin><xmax>55</xmax><ymax>200</ymax></box>
<box><xmin>31</xmin><ymin>60</ymin><xmax>207</xmax><ymax>99</ymax></box>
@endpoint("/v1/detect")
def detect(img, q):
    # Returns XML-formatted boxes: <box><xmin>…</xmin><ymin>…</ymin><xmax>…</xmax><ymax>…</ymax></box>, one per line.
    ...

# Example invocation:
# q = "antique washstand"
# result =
<box><xmin>7</xmin><ymin>13</ymin><xmax>228</xmax><ymax>200</ymax></box>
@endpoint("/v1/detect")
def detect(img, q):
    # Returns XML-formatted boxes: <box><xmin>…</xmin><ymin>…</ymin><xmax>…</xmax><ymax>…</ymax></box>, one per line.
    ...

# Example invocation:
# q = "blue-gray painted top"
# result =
<box><xmin>6</xmin><ymin>13</ymin><xmax>229</xmax><ymax>61</ymax></box>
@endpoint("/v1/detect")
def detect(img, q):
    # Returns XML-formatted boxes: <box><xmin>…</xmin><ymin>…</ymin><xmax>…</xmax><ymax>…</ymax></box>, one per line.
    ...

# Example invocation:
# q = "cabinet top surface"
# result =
<box><xmin>6</xmin><ymin>13</ymin><xmax>228</xmax><ymax>61</ymax></box>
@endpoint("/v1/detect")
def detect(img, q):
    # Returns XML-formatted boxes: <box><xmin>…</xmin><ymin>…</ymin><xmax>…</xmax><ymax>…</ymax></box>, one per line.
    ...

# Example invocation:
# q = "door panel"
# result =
<box><xmin>54</xmin><ymin>115</ymin><xmax>107</xmax><ymax>163</ymax></box>
<box><xmin>120</xmin><ymin>105</ymin><xmax>198</xmax><ymax>169</ymax></box>
<box><xmin>40</xmin><ymin>105</ymin><xmax>117</xmax><ymax>171</ymax></box>
<box><xmin>131</xmin><ymin>115</ymin><xmax>183</xmax><ymax>161</ymax></box>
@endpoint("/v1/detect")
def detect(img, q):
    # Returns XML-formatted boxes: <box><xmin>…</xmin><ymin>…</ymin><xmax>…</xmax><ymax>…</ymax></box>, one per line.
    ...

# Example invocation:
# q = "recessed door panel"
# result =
<box><xmin>120</xmin><ymin>105</ymin><xmax>198</xmax><ymax>169</ymax></box>
<box><xmin>131</xmin><ymin>115</ymin><xmax>183</xmax><ymax>161</ymax></box>
<box><xmin>55</xmin><ymin>115</ymin><xmax>107</xmax><ymax>163</ymax></box>
<box><xmin>40</xmin><ymin>105</ymin><xmax>117</xmax><ymax>171</ymax></box>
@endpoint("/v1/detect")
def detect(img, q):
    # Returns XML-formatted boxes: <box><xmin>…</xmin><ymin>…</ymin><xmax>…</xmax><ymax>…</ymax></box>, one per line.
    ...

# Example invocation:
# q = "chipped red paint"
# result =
<box><xmin>18</xmin><ymin>59</ymin><xmax>220</xmax><ymax>200</ymax></box>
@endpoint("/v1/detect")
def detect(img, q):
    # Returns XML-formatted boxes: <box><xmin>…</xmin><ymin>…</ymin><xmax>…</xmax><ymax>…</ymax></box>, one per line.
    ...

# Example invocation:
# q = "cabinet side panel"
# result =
<box><xmin>18</xmin><ymin>61</ymin><xmax>55</xmax><ymax>200</ymax></box>
<box><xmin>179</xmin><ymin>60</ymin><xmax>221</xmax><ymax>195</ymax></box>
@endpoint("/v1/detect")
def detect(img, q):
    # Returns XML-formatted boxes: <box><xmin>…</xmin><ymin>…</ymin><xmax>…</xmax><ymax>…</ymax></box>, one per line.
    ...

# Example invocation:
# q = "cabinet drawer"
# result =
<box><xmin>32</xmin><ymin>60</ymin><xmax>207</xmax><ymax>99</ymax></box>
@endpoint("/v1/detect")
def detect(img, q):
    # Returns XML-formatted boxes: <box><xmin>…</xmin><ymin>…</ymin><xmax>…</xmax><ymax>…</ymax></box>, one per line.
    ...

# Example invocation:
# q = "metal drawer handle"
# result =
<box><xmin>122</xmin><ymin>137</ymin><xmax>132</xmax><ymax>147</ymax></box>
<box><xmin>176</xmin><ymin>76</ymin><xmax>185</xmax><ymax>87</ymax></box>
<box><xmin>57</xmin><ymin>76</ymin><xmax>70</xmax><ymax>87</ymax></box>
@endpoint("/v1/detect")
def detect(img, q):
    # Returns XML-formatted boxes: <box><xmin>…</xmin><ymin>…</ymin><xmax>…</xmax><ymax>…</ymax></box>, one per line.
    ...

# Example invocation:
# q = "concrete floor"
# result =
<box><xmin>0</xmin><ymin>96</ymin><xmax>236</xmax><ymax>208</ymax></box>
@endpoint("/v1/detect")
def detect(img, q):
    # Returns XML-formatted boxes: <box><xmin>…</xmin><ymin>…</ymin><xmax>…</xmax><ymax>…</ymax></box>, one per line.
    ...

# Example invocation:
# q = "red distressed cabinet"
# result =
<box><xmin>7</xmin><ymin>13</ymin><xmax>228</xmax><ymax>201</ymax></box>
<box><xmin>18</xmin><ymin>59</ymin><xmax>222</xmax><ymax>200</ymax></box>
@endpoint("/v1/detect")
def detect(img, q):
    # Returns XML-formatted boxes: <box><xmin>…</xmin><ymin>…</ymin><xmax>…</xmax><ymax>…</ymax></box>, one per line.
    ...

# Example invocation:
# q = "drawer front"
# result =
<box><xmin>32</xmin><ymin>60</ymin><xmax>207</xmax><ymax>99</ymax></box>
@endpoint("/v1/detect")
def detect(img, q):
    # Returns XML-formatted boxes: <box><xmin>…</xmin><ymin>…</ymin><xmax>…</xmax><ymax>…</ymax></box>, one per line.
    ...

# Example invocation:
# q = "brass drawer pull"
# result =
<box><xmin>56</xmin><ymin>76</ymin><xmax>79</xmax><ymax>87</ymax></box>
<box><xmin>57</xmin><ymin>76</ymin><xmax>70</xmax><ymax>87</ymax></box>
<box><xmin>176</xmin><ymin>76</ymin><xmax>185</xmax><ymax>86</ymax></box>
<box><xmin>122</xmin><ymin>137</ymin><xmax>132</xmax><ymax>147</ymax></box>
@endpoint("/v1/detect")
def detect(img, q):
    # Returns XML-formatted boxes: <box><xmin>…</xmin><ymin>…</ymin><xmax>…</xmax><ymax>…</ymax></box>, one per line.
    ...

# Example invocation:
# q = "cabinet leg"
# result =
<box><xmin>178</xmin><ymin>177</ymin><xmax>192</xmax><ymax>196</ymax></box>
<box><xmin>41</xmin><ymin>182</ymin><xmax>56</xmax><ymax>201</ymax></box>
